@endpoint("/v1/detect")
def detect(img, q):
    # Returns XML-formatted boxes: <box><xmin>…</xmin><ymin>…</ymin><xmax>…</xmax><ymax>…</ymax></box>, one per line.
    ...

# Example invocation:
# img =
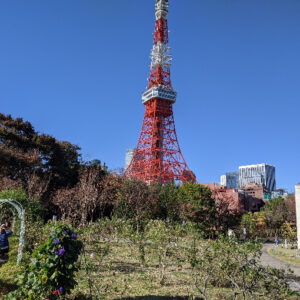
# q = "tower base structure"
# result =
<box><xmin>125</xmin><ymin>96</ymin><xmax>196</xmax><ymax>184</ymax></box>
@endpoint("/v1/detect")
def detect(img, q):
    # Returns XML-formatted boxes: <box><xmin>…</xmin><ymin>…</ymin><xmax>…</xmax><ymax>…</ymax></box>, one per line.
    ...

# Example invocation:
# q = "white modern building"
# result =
<box><xmin>220</xmin><ymin>175</ymin><xmax>226</xmax><ymax>186</ymax></box>
<box><xmin>239</xmin><ymin>163</ymin><xmax>276</xmax><ymax>191</ymax></box>
<box><xmin>125</xmin><ymin>148</ymin><xmax>135</xmax><ymax>169</ymax></box>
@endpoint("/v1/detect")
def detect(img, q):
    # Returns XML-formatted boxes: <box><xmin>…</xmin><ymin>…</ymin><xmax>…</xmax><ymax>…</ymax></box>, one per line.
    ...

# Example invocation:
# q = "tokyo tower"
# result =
<box><xmin>125</xmin><ymin>0</ymin><xmax>196</xmax><ymax>184</ymax></box>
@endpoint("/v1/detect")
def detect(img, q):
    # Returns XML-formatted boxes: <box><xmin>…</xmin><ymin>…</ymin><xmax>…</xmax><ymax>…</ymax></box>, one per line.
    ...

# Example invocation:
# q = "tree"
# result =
<box><xmin>214</xmin><ymin>191</ymin><xmax>243</xmax><ymax>233</ymax></box>
<box><xmin>285</xmin><ymin>194</ymin><xmax>296</xmax><ymax>223</ymax></box>
<box><xmin>178</xmin><ymin>183</ymin><xmax>216</xmax><ymax>233</ymax></box>
<box><xmin>0</xmin><ymin>113</ymin><xmax>81</xmax><ymax>189</ymax></box>
<box><xmin>114</xmin><ymin>178</ymin><xmax>157</xmax><ymax>231</ymax></box>
<box><xmin>262</xmin><ymin>197</ymin><xmax>287</xmax><ymax>234</ymax></box>
<box><xmin>154</xmin><ymin>182</ymin><xmax>181</xmax><ymax>222</ymax></box>
<box><xmin>53</xmin><ymin>165</ymin><xmax>107</xmax><ymax>223</ymax></box>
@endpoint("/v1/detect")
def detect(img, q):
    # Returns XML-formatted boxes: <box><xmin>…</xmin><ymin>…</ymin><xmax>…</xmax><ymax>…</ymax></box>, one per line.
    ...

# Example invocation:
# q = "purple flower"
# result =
<box><xmin>54</xmin><ymin>250</ymin><xmax>59</xmax><ymax>255</ymax></box>
<box><xmin>51</xmin><ymin>231</ymin><xmax>54</xmax><ymax>235</ymax></box>
<box><xmin>59</xmin><ymin>247</ymin><xmax>65</xmax><ymax>256</ymax></box>
<box><xmin>72</xmin><ymin>233</ymin><xmax>77</xmax><ymax>239</ymax></box>
<box><xmin>59</xmin><ymin>286</ymin><xmax>63</xmax><ymax>293</ymax></box>
<box><xmin>64</xmin><ymin>231</ymin><xmax>68</xmax><ymax>235</ymax></box>
<box><xmin>54</xmin><ymin>238</ymin><xmax>60</xmax><ymax>244</ymax></box>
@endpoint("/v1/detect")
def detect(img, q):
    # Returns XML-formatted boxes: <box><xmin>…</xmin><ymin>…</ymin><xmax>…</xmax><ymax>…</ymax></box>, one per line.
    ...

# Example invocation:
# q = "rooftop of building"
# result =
<box><xmin>239</xmin><ymin>163</ymin><xmax>275</xmax><ymax>168</ymax></box>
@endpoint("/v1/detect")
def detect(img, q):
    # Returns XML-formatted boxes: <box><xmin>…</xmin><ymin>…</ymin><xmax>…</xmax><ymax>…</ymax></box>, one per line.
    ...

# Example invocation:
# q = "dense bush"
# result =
<box><xmin>5</xmin><ymin>224</ymin><xmax>82</xmax><ymax>300</ymax></box>
<box><xmin>178</xmin><ymin>182</ymin><xmax>216</xmax><ymax>234</ymax></box>
<box><xmin>0</xmin><ymin>188</ymin><xmax>47</xmax><ymax>255</ymax></box>
<box><xmin>114</xmin><ymin>178</ymin><xmax>158</xmax><ymax>230</ymax></box>
<box><xmin>0</xmin><ymin>188</ymin><xmax>44</xmax><ymax>223</ymax></box>
<box><xmin>53</xmin><ymin>165</ymin><xmax>108</xmax><ymax>224</ymax></box>
<box><xmin>154</xmin><ymin>182</ymin><xmax>181</xmax><ymax>222</ymax></box>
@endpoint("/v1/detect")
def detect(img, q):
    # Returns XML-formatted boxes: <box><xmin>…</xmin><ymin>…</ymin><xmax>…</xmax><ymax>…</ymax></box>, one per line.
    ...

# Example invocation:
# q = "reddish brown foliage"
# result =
<box><xmin>52</xmin><ymin>166</ymin><xmax>111</xmax><ymax>224</ymax></box>
<box><xmin>0</xmin><ymin>174</ymin><xmax>23</xmax><ymax>191</ymax></box>
<box><xmin>285</xmin><ymin>194</ymin><xmax>296</xmax><ymax>223</ymax></box>
<box><xmin>115</xmin><ymin>178</ymin><xmax>158</xmax><ymax>226</ymax></box>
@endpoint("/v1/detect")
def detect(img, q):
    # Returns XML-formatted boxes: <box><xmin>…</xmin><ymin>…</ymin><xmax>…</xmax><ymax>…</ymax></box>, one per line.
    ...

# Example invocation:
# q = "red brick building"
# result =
<box><xmin>200</xmin><ymin>183</ymin><xmax>265</xmax><ymax>213</ymax></box>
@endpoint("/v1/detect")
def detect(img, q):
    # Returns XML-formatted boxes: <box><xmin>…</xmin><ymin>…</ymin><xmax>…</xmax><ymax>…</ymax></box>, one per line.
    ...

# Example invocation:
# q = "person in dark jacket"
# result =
<box><xmin>0</xmin><ymin>225</ymin><xmax>13</xmax><ymax>256</ymax></box>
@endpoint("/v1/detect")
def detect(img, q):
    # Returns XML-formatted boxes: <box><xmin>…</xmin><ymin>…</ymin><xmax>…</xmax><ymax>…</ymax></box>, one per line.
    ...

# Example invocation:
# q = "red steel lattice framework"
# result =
<box><xmin>125</xmin><ymin>0</ymin><xmax>196</xmax><ymax>184</ymax></box>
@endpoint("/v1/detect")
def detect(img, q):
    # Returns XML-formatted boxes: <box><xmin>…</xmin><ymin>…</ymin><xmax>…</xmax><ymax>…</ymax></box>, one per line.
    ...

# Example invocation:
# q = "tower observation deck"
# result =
<box><xmin>124</xmin><ymin>0</ymin><xmax>196</xmax><ymax>184</ymax></box>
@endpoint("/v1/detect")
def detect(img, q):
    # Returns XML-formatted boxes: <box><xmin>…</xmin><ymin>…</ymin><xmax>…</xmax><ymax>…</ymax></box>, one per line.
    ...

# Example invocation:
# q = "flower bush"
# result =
<box><xmin>5</xmin><ymin>224</ymin><xmax>82</xmax><ymax>300</ymax></box>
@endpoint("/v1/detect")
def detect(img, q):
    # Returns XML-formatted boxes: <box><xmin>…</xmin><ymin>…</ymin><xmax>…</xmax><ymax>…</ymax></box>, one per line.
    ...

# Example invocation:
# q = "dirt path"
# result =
<box><xmin>261</xmin><ymin>244</ymin><xmax>300</xmax><ymax>292</ymax></box>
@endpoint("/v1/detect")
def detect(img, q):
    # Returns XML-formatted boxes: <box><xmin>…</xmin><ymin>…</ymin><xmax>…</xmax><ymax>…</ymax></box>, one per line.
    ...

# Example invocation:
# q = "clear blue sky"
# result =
<box><xmin>0</xmin><ymin>0</ymin><xmax>299</xmax><ymax>192</ymax></box>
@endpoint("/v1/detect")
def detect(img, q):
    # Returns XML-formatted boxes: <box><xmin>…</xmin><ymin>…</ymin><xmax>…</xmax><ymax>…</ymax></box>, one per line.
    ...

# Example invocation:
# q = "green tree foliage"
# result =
<box><xmin>240</xmin><ymin>212</ymin><xmax>267</xmax><ymax>238</ymax></box>
<box><xmin>240</xmin><ymin>196</ymin><xmax>297</xmax><ymax>239</ymax></box>
<box><xmin>280</xmin><ymin>222</ymin><xmax>297</xmax><ymax>244</ymax></box>
<box><xmin>262</xmin><ymin>197</ymin><xmax>287</xmax><ymax>233</ymax></box>
<box><xmin>0</xmin><ymin>188</ymin><xmax>47</xmax><ymax>254</ymax></box>
<box><xmin>0</xmin><ymin>113</ymin><xmax>81</xmax><ymax>189</ymax></box>
<box><xmin>0</xmin><ymin>188</ymin><xmax>43</xmax><ymax>223</ymax></box>
<box><xmin>178</xmin><ymin>182</ymin><xmax>216</xmax><ymax>232</ymax></box>
<box><xmin>154</xmin><ymin>183</ymin><xmax>181</xmax><ymax>222</ymax></box>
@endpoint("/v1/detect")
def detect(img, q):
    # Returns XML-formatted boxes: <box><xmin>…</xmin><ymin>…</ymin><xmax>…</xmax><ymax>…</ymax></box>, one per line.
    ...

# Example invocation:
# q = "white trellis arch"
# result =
<box><xmin>0</xmin><ymin>198</ymin><xmax>25</xmax><ymax>265</ymax></box>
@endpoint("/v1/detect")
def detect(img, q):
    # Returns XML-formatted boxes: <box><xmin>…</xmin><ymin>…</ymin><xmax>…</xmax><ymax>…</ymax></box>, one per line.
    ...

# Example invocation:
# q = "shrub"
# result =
<box><xmin>154</xmin><ymin>183</ymin><xmax>181</xmax><ymax>222</ymax></box>
<box><xmin>5</xmin><ymin>224</ymin><xmax>82</xmax><ymax>300</ymax></box>
<box><xmin>0</xmin><ymin>188</ymin><xmax>44</xmax><ymax>223</ymax></box>
<box><xmin>52</xmin><ymin>165</ymin><xmax>107</xmax><ymax>224</ymax></box>
<box><xmin>114</xmin><ymin>178</ymin><xmax>157</xmax><ymax>231</ymax></box>
<box><xmin>280</xmin><ymin>222</ymin><xmax>297</xmax><ymax>244</ymax></box>
<box><xmin>189</xmin><ymin>236</ymin><xmax>294</xmax><ymax>300</ymax></box>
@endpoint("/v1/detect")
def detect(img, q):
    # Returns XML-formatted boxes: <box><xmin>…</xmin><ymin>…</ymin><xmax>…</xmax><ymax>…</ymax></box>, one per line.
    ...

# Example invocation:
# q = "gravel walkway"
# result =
<box><xmin>261</xmin><ymin>244</ymin><xmax>300</xmax><ymax>292</ymax></box>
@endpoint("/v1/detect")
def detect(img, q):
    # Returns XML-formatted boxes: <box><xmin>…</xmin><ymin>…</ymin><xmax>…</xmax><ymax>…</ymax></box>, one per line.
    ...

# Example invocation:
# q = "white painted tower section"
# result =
<box><xmin>151</xmin><ymin>0</ymin><xmax>171</xmax><ymax>72</ymax></box>
<box><xmin>295</xmin><ymin>184</ymin><xmax>300</xmax><ymax>249</ymax></box>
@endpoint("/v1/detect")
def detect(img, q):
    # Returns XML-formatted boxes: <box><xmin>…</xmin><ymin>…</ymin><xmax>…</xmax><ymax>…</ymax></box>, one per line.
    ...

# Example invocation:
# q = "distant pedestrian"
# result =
<box><xmin>275</xmin><ymin>235</ymin><xmax>279</xmax><ymax>246</ymax></box>
<box><xmin>228</xmin><ymin>229</ymin><xmax>234</xmax><ymax>239</ymax></box>
<box><xmin>242</xmin><ymin>227</ymin><xmax>247</xmax><ymax>242</ymax></box>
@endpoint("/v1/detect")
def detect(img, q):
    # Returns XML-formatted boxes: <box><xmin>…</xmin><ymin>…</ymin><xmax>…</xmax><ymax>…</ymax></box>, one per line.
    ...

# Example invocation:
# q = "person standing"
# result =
<box><xmin>0</xmin><ymin>224</ymin><xmax>13</xmax><ymax>257</ymax></box>
<box><xmin>275</xmin><ymin>235</ymin><xmax>279</xmax><ymax>247</ymax></box>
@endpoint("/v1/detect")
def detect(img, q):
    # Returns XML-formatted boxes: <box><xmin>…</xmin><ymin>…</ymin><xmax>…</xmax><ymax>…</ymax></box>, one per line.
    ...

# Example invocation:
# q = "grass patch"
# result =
<box><xmin>0</xmin><ymin>236</ymin><xmax>22</xmax><ymax>297</ymax></box>
<box><xmin>0</xmin><ymin>234</ymin><xmax>232</xmax><ymax>299</ymax></box>
<box><xmin>70</xmin><ymin>240</ymin><xmax>232</xmax><ymax>299</ymax></box>
<box><xmin>267</xmin><ymin>246</ymin><xmax>300</xmax><ymax>268</ymax></box>
<box><xmin>1</xmin><ymin>228</ymin><xmax>299</xmax><ymax>300</ymax></box>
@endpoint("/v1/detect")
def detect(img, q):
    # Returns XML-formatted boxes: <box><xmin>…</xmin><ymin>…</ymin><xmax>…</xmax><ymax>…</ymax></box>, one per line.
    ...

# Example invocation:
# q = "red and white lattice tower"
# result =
<box><xmin>125</xmin><ymin>0</ymin><xmax>196</xmax><ymax>184</ymax></box>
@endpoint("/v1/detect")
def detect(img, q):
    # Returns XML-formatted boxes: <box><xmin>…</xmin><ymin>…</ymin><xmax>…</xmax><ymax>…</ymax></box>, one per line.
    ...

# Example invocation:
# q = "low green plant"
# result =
<box><xmin>5</xmin><ymin>224</ymin><xmax>82</xmax><ymax>300</ymax></box>
<box><xmin>145</xmin><ymin>220</ymin><xmax>182</xmax><ymax>285</ymax></box>
<box><xmin>188</xmin><ymin>236</ymin><xmax>296</xmax><ymax>300</ymax></box>
<box><xmin>79</xmin><ymin>222</ymin><xmax>112</xmax><ymax>298</ymax></box>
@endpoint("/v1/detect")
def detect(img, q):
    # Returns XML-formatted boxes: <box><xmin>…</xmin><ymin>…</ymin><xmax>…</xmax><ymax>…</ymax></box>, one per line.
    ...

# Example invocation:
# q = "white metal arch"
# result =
<box><xmin>0</xmin><ymin>198</ymin><xmax>25</xmax><ymax>265</ymax></box>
